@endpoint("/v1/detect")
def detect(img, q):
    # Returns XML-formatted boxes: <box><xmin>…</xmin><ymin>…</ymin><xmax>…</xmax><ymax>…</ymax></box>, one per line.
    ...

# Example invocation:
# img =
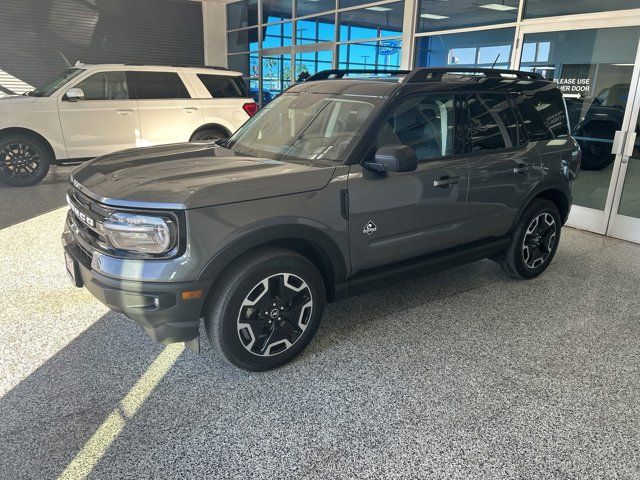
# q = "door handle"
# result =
<box><xmin>433</xmin><ymin>176</ymin><xmax>460</xmax><ymax>188</ymax></box>
<box><xmin>182</xmin><ymin>107</ymin><xmax>198</xmax><ymax>113</ymax></box>
<box><xmin>513</xmin><ymin>164</ymin><xmax>532</xmax><ymax>174</ymax></box>
<box><xmin>116</xmin><ymin>109</ymin><xmax>134</xmax><ymax>115</ymax></box>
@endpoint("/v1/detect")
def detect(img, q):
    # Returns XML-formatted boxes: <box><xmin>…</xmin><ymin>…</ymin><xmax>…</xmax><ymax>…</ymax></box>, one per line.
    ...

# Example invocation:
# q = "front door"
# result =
<box><xmin>348</xmin><ymin>93</ymin><xmax>469</xmax><ymax>274</ymax></box>
<box><xmin>58</xmin><ymin>70</ymin><xmax>139</xmax><ymax>159</ymax></box>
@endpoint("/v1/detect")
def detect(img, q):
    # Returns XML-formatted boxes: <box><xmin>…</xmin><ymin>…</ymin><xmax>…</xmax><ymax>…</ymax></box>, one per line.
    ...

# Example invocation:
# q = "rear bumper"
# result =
<box><xmin>62</xmin><ymin>230</ymin><xmax>211</xmax><ymax>344</ymax></box>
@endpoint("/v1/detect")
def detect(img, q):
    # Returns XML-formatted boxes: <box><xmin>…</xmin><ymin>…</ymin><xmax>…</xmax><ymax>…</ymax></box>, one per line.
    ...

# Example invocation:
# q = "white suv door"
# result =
<box><xmin>132</xmin><ymin>70</ymin><xmax>204</xmax><ymax>146</ymax></box>
<box><xmin>58</xmin><ymin>70</ymin><xmax>140</xmax><ymax>158</ymax></box>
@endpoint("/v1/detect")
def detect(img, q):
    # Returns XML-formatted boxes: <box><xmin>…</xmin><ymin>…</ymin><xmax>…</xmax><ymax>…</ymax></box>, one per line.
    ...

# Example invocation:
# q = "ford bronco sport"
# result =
<box><xmin>62</xmin><ymin>67</ymin><xmax>581</xmax><ymax>371</ymax></box>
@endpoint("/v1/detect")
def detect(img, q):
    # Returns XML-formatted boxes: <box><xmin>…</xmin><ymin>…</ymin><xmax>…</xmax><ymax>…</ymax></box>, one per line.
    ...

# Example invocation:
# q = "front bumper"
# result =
<box><xmin>62</xmin><ymin>229</ymin><xmax>212</xmax><ymax>344</ymax></box>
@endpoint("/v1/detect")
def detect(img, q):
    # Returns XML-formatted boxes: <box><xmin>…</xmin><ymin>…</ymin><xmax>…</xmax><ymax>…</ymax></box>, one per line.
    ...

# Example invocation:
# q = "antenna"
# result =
<box><xmin>491</xmin><ymin>54</ymin><xmax>500</xmax><ymax>69</ymax></box>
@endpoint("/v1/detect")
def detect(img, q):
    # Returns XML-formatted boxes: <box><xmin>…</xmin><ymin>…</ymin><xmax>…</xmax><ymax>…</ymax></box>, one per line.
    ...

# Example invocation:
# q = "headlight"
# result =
<box><xmin>103</xmin><ymin>212</ymin><xmax>177</xmax><ymax>255</ymax></box>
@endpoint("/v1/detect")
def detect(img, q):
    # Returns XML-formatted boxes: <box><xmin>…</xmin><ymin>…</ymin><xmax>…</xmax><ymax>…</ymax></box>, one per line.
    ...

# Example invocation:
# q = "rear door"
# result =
<box><xmin>58</xmin><ymin>69</ymin><xmax>139</xmax><ymax>158</ymax></box>
<box><xmin>348</xmin><ymin>93</ymin><xmax>469</xmax><ymax>274</ymax></box>
<box><xmin>132</xmin><ymin>70</ymin><xmax>204</xmax><ymax>146</ymax></box>
<box><xmin>194</xmin><ymin>73</ymin><xmax>251</xmax><ymax>133</ymax></box>
<box><xmin>462</xmin><ymin>93</ymin><xmax>542</xmax><ymax>241</ymax></box>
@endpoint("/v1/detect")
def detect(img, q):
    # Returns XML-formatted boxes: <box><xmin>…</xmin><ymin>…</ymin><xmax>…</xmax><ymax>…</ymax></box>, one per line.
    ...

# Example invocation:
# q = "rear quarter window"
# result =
<box><xmin>517</xmin><ymin>86</ymin><xmax>569</xmax><ymax>140</ymax></box>
<box><xmin>197</xmin><ymin>74</ymin><xmax>248</xmax><ymax>98</ymax></box>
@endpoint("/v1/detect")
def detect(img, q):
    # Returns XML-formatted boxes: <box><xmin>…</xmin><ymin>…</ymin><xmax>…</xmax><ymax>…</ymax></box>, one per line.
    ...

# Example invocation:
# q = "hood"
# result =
<box><xmin>71</xmin><ymin>142</ymin><xmax>336</xmax><ymax>209</ymax></box>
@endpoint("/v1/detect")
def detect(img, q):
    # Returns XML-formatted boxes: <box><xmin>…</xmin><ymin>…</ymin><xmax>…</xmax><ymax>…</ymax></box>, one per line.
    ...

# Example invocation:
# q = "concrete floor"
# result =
<box><xmin>2</xmin><ymin>206</ymin><xmax>640</xmax><ymax>479</ymax></box>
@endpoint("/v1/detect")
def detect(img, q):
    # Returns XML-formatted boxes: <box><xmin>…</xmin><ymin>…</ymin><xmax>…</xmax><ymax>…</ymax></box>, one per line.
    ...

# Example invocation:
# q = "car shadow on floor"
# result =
<box><xmin>0</xmin><ymin>165</ymin><xmax>75</xmax><ymax>229</ymax></box>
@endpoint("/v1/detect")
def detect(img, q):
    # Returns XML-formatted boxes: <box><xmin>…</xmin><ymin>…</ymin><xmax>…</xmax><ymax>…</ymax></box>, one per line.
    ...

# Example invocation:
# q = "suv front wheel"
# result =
<box><xmin>500</xmin><ymin>198</ymin><xmax>561</xmax><ymax>279</ymax></box>
<box><xmin>0</xmin><ymin>134</ymin><xmax>51</xmax><ymax>186</ymax></box>
<box><xmin>205</xmin><ymin>248</ymin><xmax>326</xmax><ymax>371</ymax></box>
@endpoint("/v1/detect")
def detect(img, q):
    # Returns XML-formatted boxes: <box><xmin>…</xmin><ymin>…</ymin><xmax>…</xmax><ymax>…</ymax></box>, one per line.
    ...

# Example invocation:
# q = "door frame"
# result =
<box><xmin>511</xmin><ymin>13</ymin><xmax>640</xmax><ymax>235</ymax></box>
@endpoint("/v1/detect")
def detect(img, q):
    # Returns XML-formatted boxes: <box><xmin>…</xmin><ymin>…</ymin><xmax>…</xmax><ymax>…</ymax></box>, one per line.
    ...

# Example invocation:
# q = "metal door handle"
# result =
<box><xmin>513</xmin><ymin>164</ymin><xmax>532</xmax><ymax>174</ymax></box>
<box><xmin>183</xmin><ymin>107</ymin><xmax>198</xmax><ymax>113</ymax></box>
<box><xmin>433</xmin><ymin>176</ymin><xmax>460</xmax><ymax>187</ymax></box>
<box><xmin>116</xmin><ymin>109</ymin><xmax>134</xmax><ymax>115</ymax></box>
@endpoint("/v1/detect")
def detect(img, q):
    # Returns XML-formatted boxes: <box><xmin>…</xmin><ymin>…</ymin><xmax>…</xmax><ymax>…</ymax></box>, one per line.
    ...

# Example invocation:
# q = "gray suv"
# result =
<box><xmin>62</xmin><ymin>67</ymin><xmax>581</xmax><ymax>371</ymax></box>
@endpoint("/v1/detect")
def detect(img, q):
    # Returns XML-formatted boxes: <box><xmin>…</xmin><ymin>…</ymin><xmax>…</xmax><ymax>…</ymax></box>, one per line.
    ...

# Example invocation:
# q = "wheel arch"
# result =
<box><xmin>0</xmin><ymin>127</ymin><xmax>57</xmax><ymax>163</ymax></box>
<box><xmin>515</xmin><ymin>187</ymin><xmax>571</xmax><ymax>229</ymax></box>
<box><xmin>189</xmin><ymin>123</ymin><xmax>232</xmax><ymax>141</ymax></box>
<box><xmin>198</xmin><ymin>224</ymin><xmax>348</xmax><ymax>308</ymax></box>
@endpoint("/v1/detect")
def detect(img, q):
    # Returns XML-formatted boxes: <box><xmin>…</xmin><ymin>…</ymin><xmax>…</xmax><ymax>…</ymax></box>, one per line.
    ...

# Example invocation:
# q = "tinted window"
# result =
<box><xmin>526</xmin><ymin>88</ymin><xmax>568</xmax><ymax>138</ymax></box>
<box><xmin>377</xmin><ymin>94</ymin><xmax>455</xmax><ymax>161</ymax></box>
<box><xmin>466</xmin><ymin>94</ymin><xmax>519</xmax><ymax>151</ymax></box>
<box><xmin>74</xmin><ymin>71</ymin><xmax>130</xmax><ymax>100</ymax></box>
<box><xmin>133</xmin><ymin>72</ymin><xmax>189</xmax><ymax>99</ymax></box>
<box><xmin>197</xmin><ymin>74</ymin><xmax>247</xmax><ymax>98</ymax></box>
<box><xmin>514</xmin><ymin>94</ymin><xmax>552</xmax><ymax>141</ymax></box>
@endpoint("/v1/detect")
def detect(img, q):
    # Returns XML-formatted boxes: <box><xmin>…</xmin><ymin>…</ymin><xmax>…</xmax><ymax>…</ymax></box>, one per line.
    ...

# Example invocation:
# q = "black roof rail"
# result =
<box><xmin>403</xmin><ymin>67</ymin><xmax>544</xmax><ymax>83</ymax></box>
<box><xmin>306</xmin><ymin>68</ymin><xmax>410</xmax><ymax>81</ymax></box>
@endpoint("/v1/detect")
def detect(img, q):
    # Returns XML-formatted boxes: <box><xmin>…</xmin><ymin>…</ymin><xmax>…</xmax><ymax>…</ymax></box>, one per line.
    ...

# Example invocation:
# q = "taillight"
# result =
<box><xmin>242</xmin><ymin>102</ymin><xmax>258</xmax><ymax>117</ymax></box>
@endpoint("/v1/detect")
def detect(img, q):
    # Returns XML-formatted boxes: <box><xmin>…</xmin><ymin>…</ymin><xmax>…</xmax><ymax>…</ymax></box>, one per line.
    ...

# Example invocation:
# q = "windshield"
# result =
<box><xmin>227</xmin><ymin>93</ymin><xmax>380</xmax><ymax>164</ymax></box>
<box><xmin>29</xmin><ymin>68</ymin><xmax>84</xmax><ymax>97</ymax></box>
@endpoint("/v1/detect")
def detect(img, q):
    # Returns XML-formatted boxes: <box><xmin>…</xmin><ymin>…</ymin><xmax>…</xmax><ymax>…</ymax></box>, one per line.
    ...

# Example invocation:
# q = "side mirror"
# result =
<box><xmin>364</xmin><ymin>145</ymin><xmax>417</xmax><ymax>173</ymax></box>
<box><xmin>65</xmin><ymin>87</ymin><xmax>85</xmax><ymax>101</ymax></box>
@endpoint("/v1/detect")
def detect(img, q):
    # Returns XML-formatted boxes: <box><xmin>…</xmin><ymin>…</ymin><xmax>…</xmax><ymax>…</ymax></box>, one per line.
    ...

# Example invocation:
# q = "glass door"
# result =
<box><xmin>514</xmin><ymin>18</ymin><xmax>640</xmax><ymax>234</ymax></box>
<box><xmin>294</xmin><ymin>46</ymin><xmax>333</xmax><ymax>81</ymax></box>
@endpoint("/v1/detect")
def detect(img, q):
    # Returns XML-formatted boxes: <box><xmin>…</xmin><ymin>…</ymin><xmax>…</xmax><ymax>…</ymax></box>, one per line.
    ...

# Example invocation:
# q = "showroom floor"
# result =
<box><xmin>2</xmin><ymin>183</ymin><xmax>640</xmax><ymax>479</ymax></box>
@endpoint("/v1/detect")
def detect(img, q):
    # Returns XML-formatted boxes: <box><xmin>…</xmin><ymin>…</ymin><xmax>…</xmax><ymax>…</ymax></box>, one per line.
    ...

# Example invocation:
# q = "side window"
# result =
<box><xmin>466</xmin><ymin>94</ymin><xmax>518</xmax><ymax>151</ymax></box>
<box><xmin>132</xmin><ymin>71</ymin><xmax>190</xmax><ymax>99</ymax></box>
<box><xmin>74</xmin><ymin>71</ymin><xmax>129</xmax><ymax>100</ymax></box>
<box><xmin>376</xmin><ymin>94</ymin><xmax>455</xmax><ymax>162</ymax></box>
<box><xmin>525</xmin><ymin>87</ymin><xmax>569</xmax><ymax>138</ymax></box>
<box><xmin>197</xmin><ymin>74</ymin><xmax>248</xmax><ymax>98</ymax></box>
<box><xmin>514</xmin><ymin>94</ymin><xmax>552</xmax><ymax>141</ymax></box>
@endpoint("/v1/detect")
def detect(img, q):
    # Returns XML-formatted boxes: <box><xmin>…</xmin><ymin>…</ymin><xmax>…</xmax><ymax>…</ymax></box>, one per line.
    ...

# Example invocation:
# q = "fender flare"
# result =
<box><xmin>197</xmin><ymin>223</ymin><xmax>348</xmax><ymax>289</ymax></box>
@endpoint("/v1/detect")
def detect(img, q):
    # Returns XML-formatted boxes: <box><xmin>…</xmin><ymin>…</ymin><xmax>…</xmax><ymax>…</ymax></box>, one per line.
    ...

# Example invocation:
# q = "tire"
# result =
<box><xmin>0</xmin><ymin>134</ymin><xmax>51</xmax><ymax>186</ymax></box>
<box><xmin>190</xmin><ymin>128</ymin><xmax>227</xmax><ymax>143</ymax></box>
<box><xmin>500</xmin><ymin>198</ymin><xmax>561</xmax><ymax>279</ymax></box>
<box><xmin>579</xmin><ymin>137</ymin><xmax>613</xmax><ymax>170</ymax></box>
<box><xmin>205</xmin><ymin>248</ymin><xmax>326</xmax><ymax>371</ymax></box>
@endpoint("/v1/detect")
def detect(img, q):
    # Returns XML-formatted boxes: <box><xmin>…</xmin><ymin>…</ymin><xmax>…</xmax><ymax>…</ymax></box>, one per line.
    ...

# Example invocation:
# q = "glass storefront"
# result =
<box><xmin>224</xmin><ymin>0</ymin><xmax>640</xmax><ymax>241</ymax></box>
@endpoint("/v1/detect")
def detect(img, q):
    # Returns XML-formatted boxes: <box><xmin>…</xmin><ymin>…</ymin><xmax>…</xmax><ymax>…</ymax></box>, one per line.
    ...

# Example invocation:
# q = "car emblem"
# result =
<box><xmin>363</xmin><ymin>220</ymin><xmax>377</xmax><ymax>235</ymax></box>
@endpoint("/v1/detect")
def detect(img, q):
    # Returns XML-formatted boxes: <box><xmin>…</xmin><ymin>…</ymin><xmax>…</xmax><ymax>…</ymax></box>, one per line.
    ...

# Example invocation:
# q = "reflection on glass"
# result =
<box><xmin>524</xmin><ymin>0</ymin><xmax>640</xmax><ymax>19</ymax></box>
<box><xmin>296</xmin><ymin>0</ymin><xmax>335</xmax><ymax>17</ymax></box>
<box><xmin>414</xmin><ymin>28</ymin><xmax>514</xmax><ymax>69</ymax></box>
<box><xmin>227</xmin><ymin>28</ymin><xmax>259</xmax><ymax>54</ymax></box>
<box><xmin>262</xmin><ymin>22</ymin><xmax>293</xmax><ymax>48</ymax></box>
<box><xmin>295</xmin><ymin>50</ymin><xmax>333</xmax><ymax>81</ymax></box>
<box><xmin>296</xmin><ymin>15</ymin><xmax>335</xmax><ymax>45</ymax></box>
<box><xmin>262</xmin><ymin>0</ymin><xmax>292</xmax><ymax>23</ymax></box>
<box><xmin>262</xmin><ymin>54</ymin><xmax>292</xmax><ymax>102</ymax></box>
<box><xmin>617</xmin><ymin>119</ymin><xmax>640</xmax><ymax>218</ymax></box>
<box><xmin>227</xmin><ymin>53</ymin><xmax>260</xmax><ymax>77</ymax></box>
<box><xmin>339</xmin><ymin>40</ymin><xmax>402</xmax><ymax>70</ymax></box>
<box><xmin>227</xmin><ymin>0</ymin><xmax>259</xmax><ymax>29</ymax></box>
<box><xmin>416</xmin><ymin>0</ymin><xmax>518</xmax><ymax>33</ymax></box>
<box><xmin>520</xmin><ymin>27</ymin><xmax>640</xmax><ymax>211</ymax></box>
<box><xmin>339</xmin><ymin>2</ymin><xmax>404</xmax><ymax>41</ymax></box>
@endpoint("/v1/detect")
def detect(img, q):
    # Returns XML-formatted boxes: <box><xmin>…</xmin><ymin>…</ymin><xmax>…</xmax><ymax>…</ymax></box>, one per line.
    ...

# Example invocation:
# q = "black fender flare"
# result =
<box><xmin>197</xmin><ymin>223</ymin><xmax>348</xmax><ymax>290</ymax></box>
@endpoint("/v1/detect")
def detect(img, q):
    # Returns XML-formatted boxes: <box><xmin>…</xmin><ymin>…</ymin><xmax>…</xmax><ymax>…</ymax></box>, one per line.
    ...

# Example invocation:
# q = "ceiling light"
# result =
<box><xmin>365</xmin><ymin>6</ymin><xmax>393</xmax><ymax>11</ymax></box>
<box><xmin>420</xmin><ymin>13</ymin><xmax>450</xmax><ymax>19</ymax></box>
<box><xmin>613</xmin><ymin>63</ymin><xmax>634</xmax><ymax>66</ymax></box>
<box><xmin>478</xmin><ymin>3</ymin><xmax>517</xmax><ymax>11</ymax></box>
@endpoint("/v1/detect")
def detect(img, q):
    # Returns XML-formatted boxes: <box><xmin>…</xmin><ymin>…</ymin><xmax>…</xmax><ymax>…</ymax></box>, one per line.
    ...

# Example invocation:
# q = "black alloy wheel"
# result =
<box><xmin>521</xmin><ymin>212</ymin><xmax>557</xmax><ymax>269</ymax></box>
<box><xmin>0</xmin><ymin>135</ymin><xmax>51</xmax><ymax>186</ymax></box>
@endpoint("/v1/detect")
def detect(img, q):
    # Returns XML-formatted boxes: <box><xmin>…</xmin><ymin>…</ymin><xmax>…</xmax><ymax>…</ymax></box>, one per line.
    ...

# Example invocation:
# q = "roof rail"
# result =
<box><xmin>123</xmin><ymin>63</ymin><xmax>230</xmax><ymax>71</ymax></box>
<box><xmin>306</xmin><ymin>69</ymin><xmax>410</xmax><ymax>81</ymax></box>
<box><xmin>403</xmin><ymin>67</ymin><xmax>544</xmax><ymax>83</ymax></box>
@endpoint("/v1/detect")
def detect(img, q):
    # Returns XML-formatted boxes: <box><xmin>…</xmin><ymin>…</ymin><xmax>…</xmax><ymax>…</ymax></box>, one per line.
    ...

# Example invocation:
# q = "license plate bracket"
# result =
<box><xmin>65</xmin><ymin>251</ymin><xmax>83</xmax><ymax>288</ymax></box>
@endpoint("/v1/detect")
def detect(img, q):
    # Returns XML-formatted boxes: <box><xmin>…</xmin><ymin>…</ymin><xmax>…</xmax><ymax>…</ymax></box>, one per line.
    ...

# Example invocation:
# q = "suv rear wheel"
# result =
<box><xmin>190</xmin><ymin>128</ymin><xmax>227</xmax><ymax>143</ymax></box>
<box><xmin>0</xmin><ymin>134</ymin><xmax>51</xmax><ymax>186</ymax></box>
<box><xmin>205</xmin><ymin>248</ymin><xmax>326</xmax><ymax>371</ymax></box>
<box><xmin>500</xmin><ymin>198</ymin><xmax>561</xmax><ymax>279</ymax></box>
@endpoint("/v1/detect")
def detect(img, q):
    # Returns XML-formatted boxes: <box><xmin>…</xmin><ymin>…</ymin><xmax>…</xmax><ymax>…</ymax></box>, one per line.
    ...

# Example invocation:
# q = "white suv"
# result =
<box><xmin>0</xmin><ymin>63</ymin><xmax>257</xmax><ymax>186</ymax></box>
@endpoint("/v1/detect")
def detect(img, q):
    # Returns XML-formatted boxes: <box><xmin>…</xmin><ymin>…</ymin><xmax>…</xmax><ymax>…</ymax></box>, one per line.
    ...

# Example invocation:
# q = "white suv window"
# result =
<box><xmin>132</xmin><ymin>71</ymin><xmax>190</xmax><ymax>99</ymax></box>
<box><xmin>75</xmin><ymin>71</ymin><xmax>130</xmax><ymax>100</ymax></box>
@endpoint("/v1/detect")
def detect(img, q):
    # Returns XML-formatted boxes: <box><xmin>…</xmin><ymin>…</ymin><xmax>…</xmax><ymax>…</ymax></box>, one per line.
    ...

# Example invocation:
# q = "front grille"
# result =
<box><xmin>67</xmin><ymin>186</ymin><xmax>112</xmax><ymax>253</ymax></box>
